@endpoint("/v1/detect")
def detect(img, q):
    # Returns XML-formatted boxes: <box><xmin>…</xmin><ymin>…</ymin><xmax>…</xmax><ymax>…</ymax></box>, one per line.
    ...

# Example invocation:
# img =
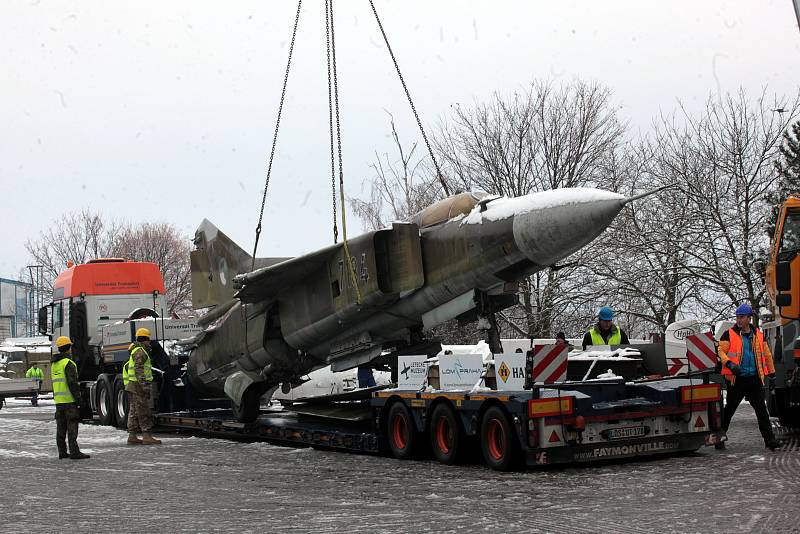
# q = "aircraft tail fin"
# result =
<box><xmin>191</xmin><ymin>219</ymin><xmax>291</xmax><ymax>309</ymax></box>
<box><xmin>191</xmin><ymin>219</ymin><xmax>252</xmax><ymax>309</ymax></box>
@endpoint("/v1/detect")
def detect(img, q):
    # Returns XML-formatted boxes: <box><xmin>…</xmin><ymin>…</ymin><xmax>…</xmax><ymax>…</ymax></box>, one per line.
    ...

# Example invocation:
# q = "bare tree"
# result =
<box><xmin>350</xmin><ymin>113</ymin><xmax>443</xmax><ymax>231</ymax></box>
<box><xmin>25</xmin><ymin>209</ymin><xmax>122</xmax><ymax>292</ymax></box>
<box><xmin>652</xmin><ymin>89</ymin><xmax>800</xmax><ymax>321</ymax></box>
<box><xmin>436</xmin><ymin>80</ymin><xmax>626</xmax><ymax>195</ymax></box>
<box><xmin>433</xmin><ymin>80</ymin><xmax>627</xmax><ymax>338</ymax></box>
<box><xmin>577</xmin><ymin>142</ymin><xmax>700</xmax><ymax>338</ymax></box>
<box><xmin>352</xmin><ymin>84</ymin><xmax>800</xmax><ymax>341</ymax></box>
<box><xmin>112</xmin><ymin>222</ymin><xmax>193</xmax><ymax>317</ymax></box>
<box><xmin>25</xmin><ymin>211</ymin><xmax>192</xmax><ymax>317</ymax></box>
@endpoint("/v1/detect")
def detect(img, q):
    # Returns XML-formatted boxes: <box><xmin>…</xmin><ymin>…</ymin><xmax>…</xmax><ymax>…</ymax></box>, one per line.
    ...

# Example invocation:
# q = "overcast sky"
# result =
<box><xmin>1</xmin><ymin>0</ymin><xmax>799</xmax><ymax>281</ymax></box>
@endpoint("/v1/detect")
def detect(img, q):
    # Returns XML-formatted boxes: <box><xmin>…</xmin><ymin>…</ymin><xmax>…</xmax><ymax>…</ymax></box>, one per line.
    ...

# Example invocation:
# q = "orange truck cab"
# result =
<box><xmin>38</xmin><ymin>259</ymin><xmax>168</xmax><ymax>418</ymax></box>
<box><xmin>40</xmin><ymin>258</ymin><xmax>166</xmax><ymax>360</ymax></box>
<box><xmin>763</xmin><ymin>195</ymin><xmax>800</xmax><ymax>428</ymax></box>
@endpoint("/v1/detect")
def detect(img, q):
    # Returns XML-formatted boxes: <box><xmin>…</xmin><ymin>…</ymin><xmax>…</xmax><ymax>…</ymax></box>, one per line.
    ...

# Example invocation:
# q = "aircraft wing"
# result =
<box><xmin>234</xmin><ymin>244</ymin><xmax>340</xmax><ymax>303</ymax></box>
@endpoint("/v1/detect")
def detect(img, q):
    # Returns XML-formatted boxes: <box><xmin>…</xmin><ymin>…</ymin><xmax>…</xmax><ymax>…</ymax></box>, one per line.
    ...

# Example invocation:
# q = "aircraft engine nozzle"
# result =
<box><xmin>511</xmin><ymin>188</ymin><xmax>626</xmax><ymax>266</ymax></box>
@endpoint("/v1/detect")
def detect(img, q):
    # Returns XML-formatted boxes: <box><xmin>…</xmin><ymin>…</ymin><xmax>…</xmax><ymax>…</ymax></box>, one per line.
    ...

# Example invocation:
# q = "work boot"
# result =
<box><xmin>58</xmin><ymin>452</ymin><xmax>69</xmax><ymax>459</ymax></box>
<box><xmin>714</xmin><ymin>431</ymin><xmax>728</xmax><ymax>450</ymax></box>
<box><xmin>765</xmin><ymin>438</ymin><xmax>781</xmax><ymax>451</ymax></box>
<box><xmin>69</xmin><ymin>452</ymin><xmax>90</xmax><ymax>460</ymax></box>
<box><xmin>142</xmin><ymin>432</ymin><xmax>162</xmax><ymax>445</ymax></box>
<box><xmin>127</xmin><ymin>433</ymin><xmax>143</xmax><ymax>445</ymax></box>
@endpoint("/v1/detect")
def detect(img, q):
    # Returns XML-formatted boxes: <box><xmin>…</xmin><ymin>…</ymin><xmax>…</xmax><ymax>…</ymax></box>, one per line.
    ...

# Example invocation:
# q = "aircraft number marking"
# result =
<box><xmin>338</xmin><ymin>253</ymin><xmax>370</xmax><ymax>293</ymax></box>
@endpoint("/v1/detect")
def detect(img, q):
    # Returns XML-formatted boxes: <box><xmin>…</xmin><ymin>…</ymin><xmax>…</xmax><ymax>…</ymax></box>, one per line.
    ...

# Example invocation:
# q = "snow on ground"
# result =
<box><xmin>0</xmin><ymin>399</ymin><xmax>798</xmax><ymax>533</ymax></box>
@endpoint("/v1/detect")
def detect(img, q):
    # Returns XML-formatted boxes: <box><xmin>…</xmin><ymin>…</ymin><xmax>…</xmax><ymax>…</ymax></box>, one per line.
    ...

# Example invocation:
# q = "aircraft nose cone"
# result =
<box><xmin>511</xmin><ymin>188</ymin><xmax>626</xmax><ymax>266</ymax></box>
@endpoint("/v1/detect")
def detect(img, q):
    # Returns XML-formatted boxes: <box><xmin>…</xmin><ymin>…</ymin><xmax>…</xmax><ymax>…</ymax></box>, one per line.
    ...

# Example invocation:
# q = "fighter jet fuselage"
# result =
<box><xmin>186</xmin><ymin>188</ymin><xmax>628</xmax><ymax>418</ymax></box>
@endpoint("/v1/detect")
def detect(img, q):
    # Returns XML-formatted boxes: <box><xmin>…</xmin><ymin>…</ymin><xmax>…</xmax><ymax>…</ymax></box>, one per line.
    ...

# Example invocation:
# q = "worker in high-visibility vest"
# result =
<box><xmin>581</xmin><ymin>306</ymin><xmax>630</xmax><ymax>350</ymax></box>
<box><xmin>717</xmin><ymin>303</ymin><xmax>779</xmax><ymax>451</ymax></box>
<box><xmin>25</xmin><ymin>363</ymin><xmax>44</xmax><ymax>406</ymax></box>
<box><xmin>51</xmin><ymin>336</ymin><xmax>89</xmax><ymax>460</ymax></box>
<box><xmin>124</xmin><ymin>328</ymin><xmax>161</xmax><ymax>445</ymax></box>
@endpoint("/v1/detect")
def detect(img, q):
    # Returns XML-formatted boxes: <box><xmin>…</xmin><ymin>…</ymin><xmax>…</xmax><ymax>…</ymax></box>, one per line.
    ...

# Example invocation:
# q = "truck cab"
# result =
<box><xmin>38</xmin><ymin>258</ymin><xmax>168</xmax><ymax>423</ymax></box>
<box><xmin>39</xmin><ymin>258</ymin><xmax>167</xmax><ymax>373</ymax></box>
<box><xmin>763</xmin><ymin>195</ymin><xmax>800</xmax><ymax>427</ymax></box>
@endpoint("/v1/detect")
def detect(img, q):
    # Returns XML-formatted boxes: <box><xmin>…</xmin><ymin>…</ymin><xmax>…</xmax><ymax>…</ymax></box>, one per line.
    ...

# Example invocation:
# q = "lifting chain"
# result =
<box><xmin>325</xmin><ymin>0</ymin><xmax>338</xmax><ymax>245</ymax></box>
<box><xmin>327</xmin><ymin>0</ymin><xmax>362</xmax><ymax>304</ymax></box>
<box><xmin>367</xmin><ymin>0</ymin><xmax>451</xmax><ymax>197</ymax></box>
<box><xmin>250</xmin><ymin>0</ymin><xmax>442</xmax><ymax>306</ymax></box>
<box><xmin>251</xmin><ymin>0</ymin><xmax>303</xmax><ymax>271</ymax></box>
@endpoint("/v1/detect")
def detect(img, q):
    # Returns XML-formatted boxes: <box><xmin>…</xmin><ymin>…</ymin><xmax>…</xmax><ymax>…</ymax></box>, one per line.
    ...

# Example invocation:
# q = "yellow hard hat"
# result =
<box><xmin>55</xmin><ymin>336</ymin><xmax>72</xmax><ymax>349</ymax></box>
<box><xmin>135</xmin><ymin>327</ymin><xmax>151</xmax><ymax>339</ymax></box>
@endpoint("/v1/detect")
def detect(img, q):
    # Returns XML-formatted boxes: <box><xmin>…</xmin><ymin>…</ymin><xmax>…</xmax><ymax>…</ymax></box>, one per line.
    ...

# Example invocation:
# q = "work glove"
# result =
<box><xmin>726</xmin><ymin>361</ymin><xmax>741</xmax><ymax>376</ymax></box>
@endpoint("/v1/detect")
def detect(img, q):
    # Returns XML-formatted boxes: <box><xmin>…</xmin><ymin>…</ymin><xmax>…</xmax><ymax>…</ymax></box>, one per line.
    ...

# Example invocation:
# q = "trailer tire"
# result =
<box><xmin>387</xmin><ymin>402</ymin><xmax>416</xmax><ymax>460</ymax></box>
<box><xmin>231</xmin><ymin>386</ymin><xmax>261</xmax><ymax>423</ymax></box>
<box><xmin>114</xmin><ymin>378</ymin><xmax>129</xmax><ymax>430</ymax></box>
<box><xmin>96</xmin><ymin>374</ymin><xmax>115</xmax><ymax>426</ymax></box>
<box><xmin>429</xmin><ymin>403</ymin><xmax>465</xmax><ymax>465</ymax></box>
<box><xmin>480</xmin><ymin>406</ymin><xmax>520</xmax><ymax>471</ymax></box>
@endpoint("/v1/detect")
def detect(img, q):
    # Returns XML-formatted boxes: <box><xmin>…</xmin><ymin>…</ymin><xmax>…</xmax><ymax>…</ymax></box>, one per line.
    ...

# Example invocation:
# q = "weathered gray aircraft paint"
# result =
<box><xmin>186</xmin><ymin>188</ymin><xmax>632</xmax><ymax>421</ymax></box>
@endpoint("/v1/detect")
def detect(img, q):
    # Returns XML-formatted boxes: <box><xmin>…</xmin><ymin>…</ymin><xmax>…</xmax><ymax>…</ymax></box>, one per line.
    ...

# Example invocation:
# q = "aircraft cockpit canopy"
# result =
<box><xmin>409</xmin><ymin>191</ymin><xmax>491</xmax><ymax>228</ymax></box>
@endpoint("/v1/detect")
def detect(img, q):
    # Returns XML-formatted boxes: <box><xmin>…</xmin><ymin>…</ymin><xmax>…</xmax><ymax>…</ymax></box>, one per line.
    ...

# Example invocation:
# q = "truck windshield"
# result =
<box><xmin>779</xmin><ymin>210</ymin><xmax>800</xmax><ymax>260</ymax></box>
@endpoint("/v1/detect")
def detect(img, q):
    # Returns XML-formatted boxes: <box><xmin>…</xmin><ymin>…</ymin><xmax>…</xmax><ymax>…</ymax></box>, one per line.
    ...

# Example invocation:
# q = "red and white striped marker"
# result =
<box><xmin>685</xmin><ymin>332</ymin><xmax>717</xmax><ymax>371</ymax></box>
<box><xmin>668</xmin><ymin>358</ymin><xmax>687</xmax><ymax>376</ymax></box>
<box><xmin>532</xmin><ymin>344</ymin><xmax>568</xmax><ymax>384</ymax></box>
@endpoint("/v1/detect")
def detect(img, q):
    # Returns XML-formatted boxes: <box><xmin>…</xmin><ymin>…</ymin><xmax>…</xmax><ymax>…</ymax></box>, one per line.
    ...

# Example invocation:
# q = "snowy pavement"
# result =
<box><xmin>1</xmin><ymin>398</ymin><xmax>799</xmax><ymax>534</ymax></box>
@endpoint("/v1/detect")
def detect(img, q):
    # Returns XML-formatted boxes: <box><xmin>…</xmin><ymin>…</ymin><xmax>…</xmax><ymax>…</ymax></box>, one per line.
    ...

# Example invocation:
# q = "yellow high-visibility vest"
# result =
<box><xmin>589</xmin><ymin>325</ymin><xmax>622</xmax><ymax>346</ymax></box>
<box><xmin>26</xmin><ymin>367</ymin><xmax>43</xmax><ymax>379</ymax></box>
<box><xmin>125</xmin><ymin>345</ymin><xmax>153</xmax><ymax>386</ymax></box>
<box><xmin>51</xmin><ymin>357</ymin><xmax>77</xmax><ymax>404</ymax></box>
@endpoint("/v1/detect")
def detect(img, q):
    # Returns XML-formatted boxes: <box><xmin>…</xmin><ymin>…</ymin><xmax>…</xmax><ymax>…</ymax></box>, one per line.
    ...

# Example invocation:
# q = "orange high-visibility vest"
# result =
<box><xmin>720</xmin><ymin>328</ymin><xmax>774</xmax><ymax>385</ymax></box>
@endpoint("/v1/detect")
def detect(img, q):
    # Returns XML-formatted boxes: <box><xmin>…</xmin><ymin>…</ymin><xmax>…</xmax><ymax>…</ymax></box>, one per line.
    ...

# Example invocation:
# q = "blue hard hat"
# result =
<box><xmin>598</xmin><ymin>306</ymin><xmax>614</xmax><ymax>321</ymax></box>
<box><xmin>735</xmin><ymin>303</ymin><xmax>754</xmax><ymax>316</ymax></box>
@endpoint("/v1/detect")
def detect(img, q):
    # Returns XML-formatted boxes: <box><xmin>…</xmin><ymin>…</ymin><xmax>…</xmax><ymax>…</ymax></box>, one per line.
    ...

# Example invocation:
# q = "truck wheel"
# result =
<box><xmin>114</xmin><ymin>378</ymin><xmax>129</xmax><ymax>430</ymax></box>
<box><xmin>480</xmin><ymin>406</ymin><xmax>520</xmax><ymax>471</ymax></box>
<box><xmin>387</xmin><ymin>402</ymin><xmax>416</xmax><ymax>460</ymax></box>
<box><xmin>231</xmin><ymin>386</ymin><xmax>261</xmax><ymax>423</ymax></box>
<box><xmin>773</xmin><ymin>388</ymin><xmax>799</xmax><ymax>428</ymax></box>
<box><xmin>768</xmin><ymin>387</ymin><xmax>779</xmax><ymax>418</ymax></box>
<box><xmin>430</xmin><ymin>403</ymin><xmax>464</xmax><ymax>465</ymax></box>
<box><xmin>96</xmin><ymin>375</ymin><xmax>115</xmax><ymax>426</ymax></box>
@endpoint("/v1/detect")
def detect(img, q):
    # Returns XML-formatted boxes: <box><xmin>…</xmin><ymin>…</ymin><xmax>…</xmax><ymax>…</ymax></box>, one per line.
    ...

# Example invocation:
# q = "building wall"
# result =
<box><xmin>0</xmin><ymin>279</ymin><xmax>34</xmax><ymax>341</ymax></box>
<box><xmin>0</xmin><ymin>317</ymin><xmax>11</xmax><ymax>343</ymax></box>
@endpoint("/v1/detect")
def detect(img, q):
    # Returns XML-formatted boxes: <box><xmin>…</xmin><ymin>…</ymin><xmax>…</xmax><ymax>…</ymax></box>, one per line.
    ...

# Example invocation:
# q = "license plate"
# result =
<box><xmin>604</xmin><ymin>426</ymin><xmax>647</xmax><ymax>440</ymax></box>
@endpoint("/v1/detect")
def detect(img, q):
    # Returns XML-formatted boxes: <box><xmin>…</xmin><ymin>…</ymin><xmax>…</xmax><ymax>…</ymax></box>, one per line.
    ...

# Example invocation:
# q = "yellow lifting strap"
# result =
<box><xmin>339</xmin><ymin>185</ymin><xmax>362</xmax><ymax>305</ymax></box>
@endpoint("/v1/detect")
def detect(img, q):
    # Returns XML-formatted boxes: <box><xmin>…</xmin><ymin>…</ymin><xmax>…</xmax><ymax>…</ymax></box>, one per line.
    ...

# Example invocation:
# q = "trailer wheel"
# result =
<box><xmin>430</xmin><ymin>403</ymin><xmax>465</xmax><ymax>465</ymax></box>
<box><xmin>387</xmin><ymin>402</ymin><xmax>416</xmax><ymax>460</ymax></box>
<box><xmin>96</xmin><ymin>375</ymin><xmax>115</xmax><ymax>426</ymax></box>
<box><xmin>480</xmin><ymin>406</ymin><xmax>520</xmax><ymax>471</ymax></box>
<box><xmin>114</xmin><ymin>378</ymin><xmax>129</xmax><ymax>430</ymax></box>
<box><xmin>231</xmin><ymin>386</ymin><xmax>261</xmax><ymax>423</ymax></box>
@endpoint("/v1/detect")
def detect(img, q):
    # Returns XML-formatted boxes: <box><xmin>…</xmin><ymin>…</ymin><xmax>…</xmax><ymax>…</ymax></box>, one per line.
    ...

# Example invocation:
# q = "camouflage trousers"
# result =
<box><xmin>55</xmin><ymin>403</ymin><xmax>81</xmax><ymax>456</ymax></box>
<box><xmin>127</xmin><ymin>388</ymin><xmax>153</xmax><ymax>433</ymax></box>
